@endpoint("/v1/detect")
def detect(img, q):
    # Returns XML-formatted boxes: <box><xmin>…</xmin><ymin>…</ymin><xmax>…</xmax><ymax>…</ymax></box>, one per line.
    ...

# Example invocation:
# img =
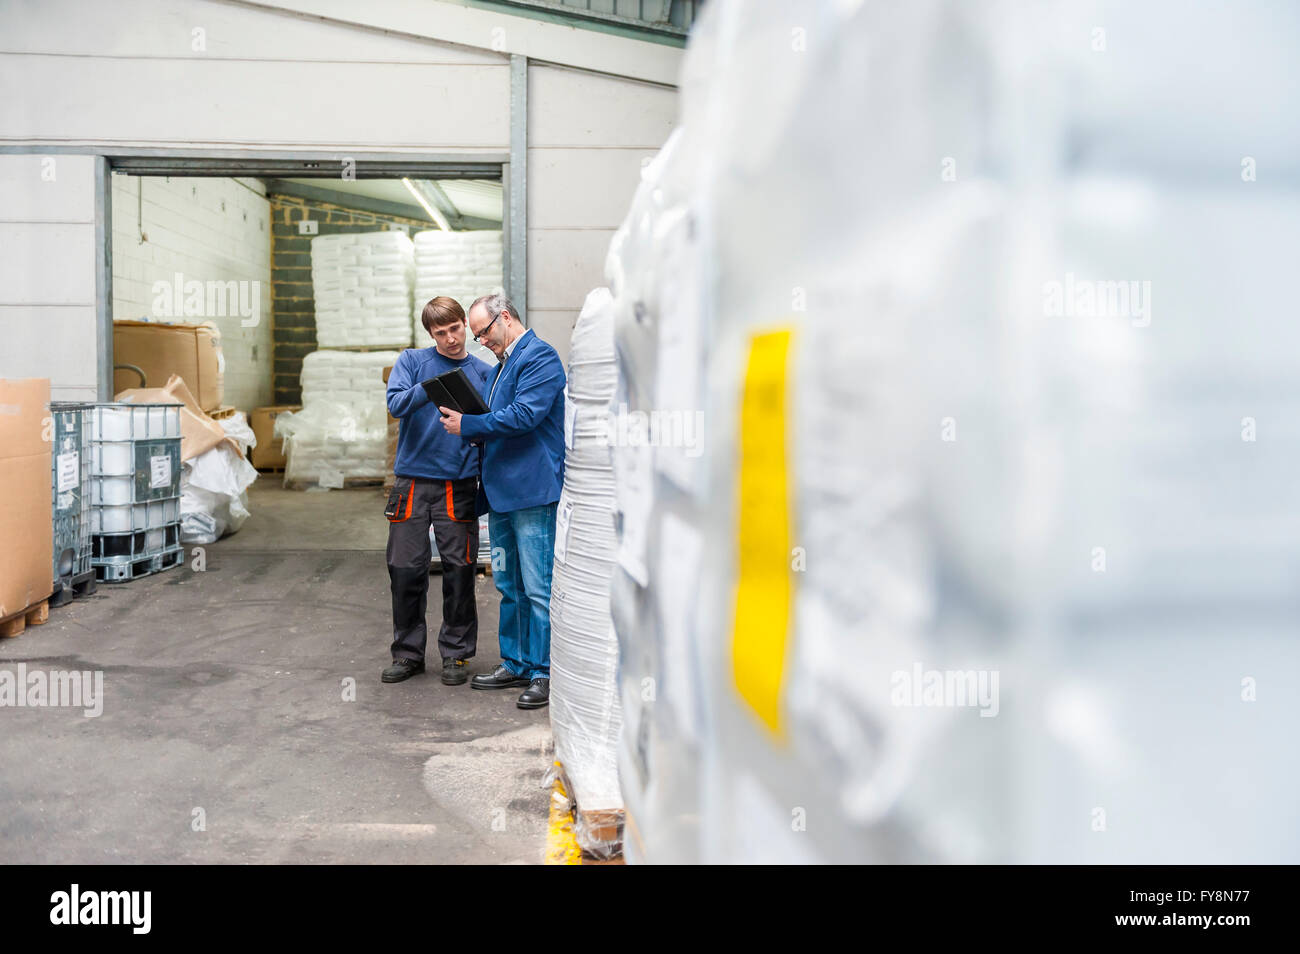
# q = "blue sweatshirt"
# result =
<box><xmin>386</xmin><ymin>347</ymin><xmax>495</xmax><ymax>481</ymax></box>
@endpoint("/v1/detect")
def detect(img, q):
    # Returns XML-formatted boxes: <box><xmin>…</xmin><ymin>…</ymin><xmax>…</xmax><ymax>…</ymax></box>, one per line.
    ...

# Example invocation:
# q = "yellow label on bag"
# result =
<box><xmin>732</xmin><ymin>327</ymin><xmax>795</xmax><ymax>737</ymax></box>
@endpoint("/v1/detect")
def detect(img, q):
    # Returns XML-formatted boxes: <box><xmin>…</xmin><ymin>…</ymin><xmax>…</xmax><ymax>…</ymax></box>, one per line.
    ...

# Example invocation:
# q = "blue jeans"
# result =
<box><xmin>489</xmin><ymin>502</ymin><xmax>557</xmax><ymax>680</ymax></box>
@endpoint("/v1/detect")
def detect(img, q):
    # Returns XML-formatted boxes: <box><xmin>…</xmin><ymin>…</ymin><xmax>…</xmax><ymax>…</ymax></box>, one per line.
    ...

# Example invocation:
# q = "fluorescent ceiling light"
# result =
<box><xmin>402</xmin><ymin>178</ymin><xmax>450</xmax><ymax>231</ymax></box>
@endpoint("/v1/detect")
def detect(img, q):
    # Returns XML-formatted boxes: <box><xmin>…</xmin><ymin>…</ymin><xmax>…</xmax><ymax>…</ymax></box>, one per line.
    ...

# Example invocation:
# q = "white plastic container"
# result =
<box><xmin>92</xmin><ymin>497</ymin><xmax>179</xmax><ymax>534</ymax></box>
<box><xmin>91</xmin><ymin>442</ymin><xmax>134</xmax><ymax>476</ymax></box>
<box><xmin>90</xmin><ymin>474</ymin><xmax>133</xmax><ymax>506</ymax></box>
<box><xmin>90</xmin><ymin>404</ymin><xmax>180</xmax><ymax>443</ymax></box>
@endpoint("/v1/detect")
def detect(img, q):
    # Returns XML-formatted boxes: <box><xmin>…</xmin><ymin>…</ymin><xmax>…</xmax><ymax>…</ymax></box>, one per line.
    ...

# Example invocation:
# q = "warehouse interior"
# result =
<box><xmin>2</xmin><ymin>0</ymin><xmax>1299</xmax><ymax>882</ymax></box>
<box><xmin>110</xmin><ymin>172</ymin><xmax>505</xmax><ymax>407</ymax></box>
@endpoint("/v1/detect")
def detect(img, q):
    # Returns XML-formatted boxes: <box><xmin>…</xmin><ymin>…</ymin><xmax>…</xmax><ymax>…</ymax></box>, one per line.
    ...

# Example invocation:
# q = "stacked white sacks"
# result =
<box><xmin>311</xmin><ymin>231</ymin><xmax>414</xmax><ymax>348</ymax></box>
<box><xmin>275</xmin><ymin>350</ymin><xmax>401</xmax><ymax>488</ymax></box>
<box><xmin>549</xmin><ymin>287</ymin><xmax>622</xmax><ymax>857</ymax></box>
<box><xmin>410</xmin><ymin>230</ymin><xmax>503</xmax><ymax>344</ymax></box>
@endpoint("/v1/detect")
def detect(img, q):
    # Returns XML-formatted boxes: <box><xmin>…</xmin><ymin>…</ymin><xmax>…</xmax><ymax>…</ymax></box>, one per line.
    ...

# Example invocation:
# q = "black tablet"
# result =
<box><xmin>422</xmin><ymin>367</ymin><xmax>490</xmax><ymax>416</ymax></box>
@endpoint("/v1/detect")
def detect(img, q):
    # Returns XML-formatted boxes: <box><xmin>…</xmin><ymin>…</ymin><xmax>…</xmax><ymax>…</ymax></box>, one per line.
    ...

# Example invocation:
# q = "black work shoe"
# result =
<box><xmin>441</xmin><ymin>658</ymin><xmax>469</xmax><ymax>686</ymax></box>
<box><xmin>516</xmin><ymin>677</ymin><xmax>550</xmax><ymax>709</ymax></box>
<box><xmin>471</xmin><ymin>665</ymin><xmax>531</xmax><ymax>691</ymax></box>
<box><xmin>382</xmin><ymin>658</ymin><xmax>425</xmax><ymax>683</ymax></box>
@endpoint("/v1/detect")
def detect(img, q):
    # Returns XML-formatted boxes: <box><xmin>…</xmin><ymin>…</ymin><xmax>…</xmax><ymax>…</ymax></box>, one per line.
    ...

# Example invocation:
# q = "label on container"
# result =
<box><xmin>553</xmin><ymin>498</ymin><xmax>575</xmax><ymax>564</ymax></box>
<box><xmin>56</xmin><ymin>451</ymin><xmax>79</xmax><ymax>492</ymax></box>
<box><xmin>149</xmin><ymin>455</ymin><xmax>172</xmax><ymax>489</ymax></box>
<box><xmin>732</xmin><ymin>326</ymin><xmax>795</xmax><ymax>739</ymax></box>
<box><xmin>563</xmin><ymin>388</ymin><xmax>576</xmax><ymax>451</ymax></box>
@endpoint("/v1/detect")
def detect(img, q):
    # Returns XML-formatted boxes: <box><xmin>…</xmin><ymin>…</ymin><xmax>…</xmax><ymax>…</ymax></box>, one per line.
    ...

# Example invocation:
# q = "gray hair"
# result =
<box><xmin>471</xmin><ymin>293</ymin><xmax>520</xmax><ymax>325</ymax></box>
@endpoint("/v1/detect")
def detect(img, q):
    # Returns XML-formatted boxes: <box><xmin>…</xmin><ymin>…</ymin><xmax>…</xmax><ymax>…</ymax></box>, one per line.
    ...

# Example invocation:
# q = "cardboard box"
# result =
<box><xmin>248</xmin><ymin>406</ymin><xmax>299</xmax><ymax>470</ymax></box>
<box><xmin>116</xmin><ymin>373</ymin><xmax>239</xmax><ymax>461</ymax></box>
<box><xmin>0</xmin><ymin>379</ymin><xmax>53</xmax><ymax>619</ymax></box>
<box><xmin>113</xmin><ymin>321</ymin><xmax>224</xmax><ymax>412</ymax></box>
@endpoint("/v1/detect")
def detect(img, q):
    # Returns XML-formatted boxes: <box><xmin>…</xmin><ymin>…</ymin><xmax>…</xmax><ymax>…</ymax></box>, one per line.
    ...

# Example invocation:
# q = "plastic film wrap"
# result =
<box><xmin>609</xmin><ymin>0</ymin><xmax>1300</xmax><ymax>863</ymax></box>
<box><xmin>550</xmin><ymin>287</ymin><xmax>623</xmax><ymax>858</ymax></box>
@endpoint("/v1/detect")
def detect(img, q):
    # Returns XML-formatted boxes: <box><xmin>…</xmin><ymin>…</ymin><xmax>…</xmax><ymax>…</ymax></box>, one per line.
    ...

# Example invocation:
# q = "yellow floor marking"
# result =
<box><xmin>545</xmin><ymin>765</ymin><xmax>583</xmax><ymax>865</ymax></box>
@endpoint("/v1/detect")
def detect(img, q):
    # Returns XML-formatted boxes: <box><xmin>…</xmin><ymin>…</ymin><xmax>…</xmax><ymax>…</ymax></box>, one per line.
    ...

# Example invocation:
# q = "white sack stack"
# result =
<box><xmin>276</xmin><ymin>350</ymin><xmax>401</xmax><ymax>488</ymax></box>
<box><xmin>311</xmin><ymin>231</ymin><xmax>414</xmax><ymax>348</ymax></box>
<box><xmin>411</xmin><ymin>229</ymin><xmax>503</xmax><ymax>344</ymax></box>
<box><xmin>549</xmin><ymin>286</ymin><xmax>621</xmax><ymax>857</ymax></box>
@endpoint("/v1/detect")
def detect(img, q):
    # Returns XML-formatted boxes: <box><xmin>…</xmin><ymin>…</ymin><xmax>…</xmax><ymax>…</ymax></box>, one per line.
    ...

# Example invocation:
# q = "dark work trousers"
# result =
<box><xmin>386</xmin><ymin>476</ymin><xmax>480</xmax><ymax>663</ymax></box>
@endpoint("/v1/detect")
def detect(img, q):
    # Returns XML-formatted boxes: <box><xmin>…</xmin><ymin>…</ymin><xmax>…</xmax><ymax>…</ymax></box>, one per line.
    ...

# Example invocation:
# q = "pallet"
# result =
<box><xmin>1</xmin><ymin>599</ymin><xmax>50</xmax><ymax>638</ymax></box>
<box><xmin>283</xmin><ymin>476</ymin><xmax>386</xmax><ymax>491</ymax></box>
<box><xmin>94</xmin><ymin>547</ymin><xmax>183</xmax><ymax>584</ymax></box>
<box><xmin>553</xmin><ymin>760</ymin><xmax>625</xmax><ymax>862</ymax></box>
<box><xmin>208</xmin><ymin>405</ymin><xmax>239</xmax><ymax>420</ymax></box>
<box><xmin>50</xmin><ymin>570</ymin><xmax>97</xmax><ymax>608</ymax></box>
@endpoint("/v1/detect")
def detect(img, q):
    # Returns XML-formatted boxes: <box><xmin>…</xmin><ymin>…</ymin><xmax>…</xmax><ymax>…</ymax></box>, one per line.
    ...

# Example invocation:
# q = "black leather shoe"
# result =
<box><xmin>516</xmin><ymin>677</ymin><xmax>550</xmax><ymax>709</ymax></box>
<box><xmin>382</xmin><ymin>658</ymin><xmax>424</xmax><ymax>683</ymax></box>
<box><xmin>441</xmin><ymin>658</ymin><xmax>468</xmax><ymax>686</ymax></box>
<box><xmin>471</xmin><ymin>665</ymin><xmax>530</xmax><ymax>690</ymax></box>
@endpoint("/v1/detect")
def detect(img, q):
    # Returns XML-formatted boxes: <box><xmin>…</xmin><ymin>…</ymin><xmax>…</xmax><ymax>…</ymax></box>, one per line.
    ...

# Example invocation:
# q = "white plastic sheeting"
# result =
<box><xmin>609</xmin><ymin>0</ymin><xmax>1300</xmax><ymax>863</ymax></box>
<box><xmin>604</xmin><ymin>124</ymin><xmax>712</xmax><ymax>864</ymax></box>
<box><xmin>277</xmin><ymin>350</ymin><xmax>400</xmax><ymax>488</ymax></box>
<box><xmin>180</xmin><ymin>412</ymin><xmax>258</xmax><ymax>544</ymax></box>
<box><xmin>549</xmin><ymin>287</ymin><xmax>622</xmax><ymax>855</ymax></box>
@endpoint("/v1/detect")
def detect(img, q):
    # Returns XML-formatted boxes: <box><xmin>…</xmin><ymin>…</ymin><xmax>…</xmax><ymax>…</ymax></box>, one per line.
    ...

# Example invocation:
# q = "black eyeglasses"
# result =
<box><xmin>472</xmin><ymin>312</ymin><xmax>502</xmax><ymax>343</ymax></box>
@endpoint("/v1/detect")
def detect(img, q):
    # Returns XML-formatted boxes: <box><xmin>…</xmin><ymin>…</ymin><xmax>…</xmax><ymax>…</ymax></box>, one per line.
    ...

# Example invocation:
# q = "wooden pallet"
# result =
<box><xmin>553</xmin><ymin>760</ymin><xmax>625</xmax><ymax>862</ymax></box>
<box><xmin>208</xmin><ymin>405</ymin><xmax>239</xmax><ymax>420</ymax></box>
<box><xmin>1</xmin><ymin>599</ymin><xmax>50</xmax><ymax>638</ymax></box>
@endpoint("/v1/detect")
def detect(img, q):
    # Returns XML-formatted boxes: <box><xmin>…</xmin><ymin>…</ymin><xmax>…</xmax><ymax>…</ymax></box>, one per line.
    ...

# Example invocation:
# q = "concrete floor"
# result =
<box><xmin>0</xmin><ymin>481</ymin><xmax>554</xmax><ymax>864</ymax></box>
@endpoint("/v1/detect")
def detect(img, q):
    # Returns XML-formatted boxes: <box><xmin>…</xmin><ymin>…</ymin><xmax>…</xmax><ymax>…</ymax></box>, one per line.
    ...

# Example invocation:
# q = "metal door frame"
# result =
<box><xmin>1</xmin><ymin>144</ymin><xmax>521</xmax><ymax>400</ymax></box>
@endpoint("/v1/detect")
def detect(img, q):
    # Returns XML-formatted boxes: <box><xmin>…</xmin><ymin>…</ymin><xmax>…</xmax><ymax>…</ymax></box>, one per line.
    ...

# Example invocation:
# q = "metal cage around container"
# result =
<box><xmin>87</xmin><ymin>402</ymin><xmax>184</xmax><ymax>583</ymax></box>
<box><xmin>49</xmin><ymin>402</ymin><xmax>98</xmax><ymax>604</ymax></box>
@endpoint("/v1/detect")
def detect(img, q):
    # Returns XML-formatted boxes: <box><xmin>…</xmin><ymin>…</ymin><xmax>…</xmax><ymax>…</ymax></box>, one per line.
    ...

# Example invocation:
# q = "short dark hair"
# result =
<box><xmin>421</xmin><ymin>296</ymin><xmax>466</xmax><ymax>337</ymax></box>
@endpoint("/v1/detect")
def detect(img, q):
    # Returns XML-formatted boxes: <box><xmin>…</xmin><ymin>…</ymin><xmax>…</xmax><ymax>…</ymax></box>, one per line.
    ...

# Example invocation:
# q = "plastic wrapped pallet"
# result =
<box><xmin>609</xmin><ymin>0</ymin><xmax>1300</xmax><ymax>864</ymax></box>
<box><xmin>277</xmin><ymin>350</ymin><xmax>400</xmax><ymax>488</ymax></box>
<box><xmin>311</xmin><ymin>231</ymin><xmax>414</xmax><ymax>348</ymax></box>
<box><xmin>605</xmin><ymin>127</ymin><xmax>711</xmax><ymax>864</ymax></box>
<box><xmin>549</xmin><ymin>286</ymin><xmax>622</xmax><ymax>856</ymax></box>
<box><xmin>411</xmin><ymin>229</ymin><xmax>503</xmax><ymax>346</ymax></box>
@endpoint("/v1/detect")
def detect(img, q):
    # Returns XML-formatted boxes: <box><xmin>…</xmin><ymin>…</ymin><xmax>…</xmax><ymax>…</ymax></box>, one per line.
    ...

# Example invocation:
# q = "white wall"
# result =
<box><xmin>111</xmin><ymin>175</ymin><xmax>273</xmax><ymax>409</ymax></box>
<box><xmin>527</xmin><ymin>64</ymin><xmax>678</xmax><ymax>364</ymax></box>
<box><xmin>239</xmin><ymin>0</ymin><xmax>682</xmax><ymax>86</ymax></box>
<box><xmin>0</xmin><ymin>154</ymin><xmax>99</xmax><ymax>402</ymax></box>
<box><xmin>0</xmin><ymin>0</ymin><xmax>510</xmax><ymax>153</ymax></box>
<box><xmin>0</xmin><ymin>0</ymin><xmax>679</xmax><ymax>390</ymax></box>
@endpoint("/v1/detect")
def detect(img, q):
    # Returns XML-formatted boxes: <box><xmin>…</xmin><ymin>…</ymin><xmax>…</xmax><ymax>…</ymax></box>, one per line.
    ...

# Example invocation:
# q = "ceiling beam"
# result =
<box><xmin>264</xmin><ymin>177</ymin><xmax>499</xmax><ymax>228</ymax></box>
<box><xmin>412</xmin><ymin>179</ymin><xmax>466</xmax><ymax>229</ymax></box>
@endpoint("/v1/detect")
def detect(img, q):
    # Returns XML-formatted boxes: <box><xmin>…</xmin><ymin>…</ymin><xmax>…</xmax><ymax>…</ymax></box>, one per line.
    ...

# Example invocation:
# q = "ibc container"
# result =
<box><xmin>87</xmin><ymin>402</ymin><xmax>184</xmax><ymax>583</ymax></box>
<box><xmin>49</xmin><ymin>402</ymin><xmax>96</xmax><ymax>605</ymax></box>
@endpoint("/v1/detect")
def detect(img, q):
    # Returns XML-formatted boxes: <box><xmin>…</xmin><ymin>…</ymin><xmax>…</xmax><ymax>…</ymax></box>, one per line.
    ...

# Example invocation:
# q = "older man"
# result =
<box><xmin>439</xmin><ymin>294</ymin><xmax>565</xmax><ymax>709</ymax></box>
